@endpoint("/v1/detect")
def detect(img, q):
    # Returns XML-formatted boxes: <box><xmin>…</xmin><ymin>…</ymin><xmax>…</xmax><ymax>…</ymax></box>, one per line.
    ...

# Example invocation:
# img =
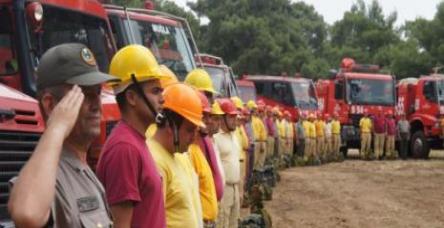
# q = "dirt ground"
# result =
<box><xmin>262</xmin><ymin>150</ymin><xmax>444</xmax><ymax>228</ymax></box>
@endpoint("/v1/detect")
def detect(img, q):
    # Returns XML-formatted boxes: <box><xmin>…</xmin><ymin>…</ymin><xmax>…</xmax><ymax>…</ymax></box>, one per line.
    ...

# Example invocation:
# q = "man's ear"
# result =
<box><xmin>125</xmin><ymin>89</ymin><xmax>138</xmax><ymax>107</ymax></box>
<box><xmin>40</xmin><ymin>93</ymin><xmax>57</xmax><ymax>118</ymax></box>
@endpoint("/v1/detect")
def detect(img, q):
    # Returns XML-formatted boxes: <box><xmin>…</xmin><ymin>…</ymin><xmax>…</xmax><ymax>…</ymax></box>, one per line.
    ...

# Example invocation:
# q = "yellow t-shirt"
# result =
<box><xmin>308</xmin><ymin>121</ymin><xmax>317</xmax><ymax>138</ymax></box>
<box><xmin>188</xmin><ymin>144</ymin><xmax>218</xmax><ymax>221</ymax></box>
<box><xmin>277</xmin><ymin>120</ymin><xmax>286</xmax><ymax>138</ymax></box>
<box><xmin>252</xmin><ymin>116</ymin><xmax>267</xmax><ymax>141</ymax></box>
<box><xmin>359</xmin><ymin>117</ymin><xmax>372</xmax><ymax>133</ymax></box>
<box><xmin>286</xmin><ymin>121</ymin><xmax>294</xmax><ymax>139</ymax></box>
<box><xmin>315</xmin><ymin>120</ymin><xmax>325</xmax><ymax>137</ymax></box>
<box><xmin>331</xmin><ymin>120</ymin><xmax>341</xmax><ymax>134</ymax></box>
<box><xmin>145</xmin><ymin>123</ymin><xmax>157</xmax><ymax>138</ymax></box>
<box><xmin>148</xmin><ymin>139</ymin><xmax>199</xmax><ymax>228</ymax></box>
<box><xmin>302</xmin><ymin>120</ymin><xmax>311</xmax><ymax>138</ymax></box>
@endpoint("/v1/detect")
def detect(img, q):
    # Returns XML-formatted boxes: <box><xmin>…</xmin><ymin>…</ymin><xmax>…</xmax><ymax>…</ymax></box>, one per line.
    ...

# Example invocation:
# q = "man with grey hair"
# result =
<box><xmin>8</xmin><ymin>43</ymin><xmax>117</xmax><ymax>227</ymax></box>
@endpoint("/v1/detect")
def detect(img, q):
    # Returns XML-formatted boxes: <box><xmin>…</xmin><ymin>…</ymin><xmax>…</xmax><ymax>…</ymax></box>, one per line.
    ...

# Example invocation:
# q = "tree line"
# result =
<box><xmin>113</xmin><ymin>0</ymin><xmax>444</xmax><ymax>80</ymax></box>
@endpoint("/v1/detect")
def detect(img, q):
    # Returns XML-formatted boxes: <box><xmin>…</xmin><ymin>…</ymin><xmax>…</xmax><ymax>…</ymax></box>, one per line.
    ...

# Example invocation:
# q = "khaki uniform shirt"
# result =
<box><xmin>52</xmin><ymin>147</ymin><xmax>112</xmax><ymax>228</ymax></box>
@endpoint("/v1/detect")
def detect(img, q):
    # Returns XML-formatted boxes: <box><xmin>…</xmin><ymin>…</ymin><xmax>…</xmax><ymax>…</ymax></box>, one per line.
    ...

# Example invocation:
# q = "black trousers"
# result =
<box><xmin>399</xmin><ymin>133</ymin><xmax>409</xmax><ymax>159</ymax></box>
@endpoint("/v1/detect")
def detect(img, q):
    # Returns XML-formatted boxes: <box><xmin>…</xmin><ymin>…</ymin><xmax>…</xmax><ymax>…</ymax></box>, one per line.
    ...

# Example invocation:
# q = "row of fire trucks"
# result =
<box><xmin>240</xmin><ymin>58</ymin><xmax>442</xmax><ymax>161</ymax></box>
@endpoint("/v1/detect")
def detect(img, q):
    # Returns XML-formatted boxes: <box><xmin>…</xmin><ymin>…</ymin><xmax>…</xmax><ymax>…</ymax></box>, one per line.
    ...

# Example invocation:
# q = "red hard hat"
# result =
<box><xmin>284</xmin><ymin>110</ymin><xmax>291</xmax><ymax>117</ymax></box>
<box><xmin>217</xmin><ymin>98</ymin><xmax>238</xmax><ymax>115</ymax></box>
<box><xmin>242</xmin><ymin>107</ymin><xmax>251</xmax><ymax>116</ymax></box>
<box><xmin>257</xmin><ymin>100</ymin><xmax>265</xmax><ymax>108</ymax></box>
<box><xmin>197</xmin><ymin>91</ymin><xmax>211</xmax><ymax>113</ymax></box>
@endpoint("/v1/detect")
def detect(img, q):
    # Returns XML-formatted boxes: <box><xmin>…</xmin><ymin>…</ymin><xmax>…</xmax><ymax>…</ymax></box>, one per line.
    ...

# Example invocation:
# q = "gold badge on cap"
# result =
<box><xmin>80</xmin><ymin>47</ymin><xmax>97</xmax><ymax>66</ymax></box>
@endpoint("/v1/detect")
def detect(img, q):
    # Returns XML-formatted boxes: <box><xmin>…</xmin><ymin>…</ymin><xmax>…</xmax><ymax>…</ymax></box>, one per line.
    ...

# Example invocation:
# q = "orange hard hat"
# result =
<box><xmin>217</xmin><ymin>98</ymin><xmax>238</xmax><ymax>115</ymax></box>
<box><xmin>163</xmin><ymin>83</ymin><xmax>204</xmax><ymax>127</ymax></box>
<box><xmin>197</xmin><ymin>91</ymin><xmax>211</xmax><ymax>113</ymax></box>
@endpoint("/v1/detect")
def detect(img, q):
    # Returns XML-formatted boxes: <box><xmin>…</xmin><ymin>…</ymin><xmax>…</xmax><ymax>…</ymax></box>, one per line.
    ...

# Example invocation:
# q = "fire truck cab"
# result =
<box><xmin>105</xmin><ymin>3</ymin><xmax>197</xmax><ymax>80</ymax></box>
<box><xmin>396</xmin><ymin>74</ymin><xmax>444</xmax><ymax>158</ymax></box>
<box><xmin>195</xmin><ymin>53</ymin><xmax>239</xmax><ymax>98</ymax></box>
<box><xmin>247</xmin><ymin>75</ymin><xmax>318</xmax><ymax>122</ymax></box>
<box><xmin>316</xmin><ymin>58</ymin><xmax>396</xmax><ymax>156</ymax></box>
<box><xmin>236</xmin><ymin>75</ymin><xmax>257</xmax><ymax>103</ymax></box>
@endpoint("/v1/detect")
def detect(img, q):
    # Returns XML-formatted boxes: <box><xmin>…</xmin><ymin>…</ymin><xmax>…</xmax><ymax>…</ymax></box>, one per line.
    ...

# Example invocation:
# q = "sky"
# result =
<box><xmin>173</xmin><ymin>0</ymin><xmax>442</xmax><ymax>26</ymax></box>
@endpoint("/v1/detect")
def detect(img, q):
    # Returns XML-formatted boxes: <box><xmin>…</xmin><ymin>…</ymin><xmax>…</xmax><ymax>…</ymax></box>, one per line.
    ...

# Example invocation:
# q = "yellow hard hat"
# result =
<box><xmin>159</xmin><ymin>65</ymin><xmax>178</xmax><ymax>88</ymax></box>
<box><xmin>211</xmin><ymin>102</ymin><xmax>225</xmax><ymax>115</ymax></box>
<box><xmin>184</xmin><ymin>68</ymin><xmax>217</xmax><ymax>94</ymax></box>
<box><xmin>231</xmin><ymin>96</ymin><xmax>243</xmax><ymax>109</ymax></box>
<box><xmin>246</xmin><ymin>100</ymin><xmax>257</xmax><ymax>110</ymax></box>
<box><xmin>109</xmin><ymin>45</ymin><xmax>168</xmax><ymax>94</ymax></box>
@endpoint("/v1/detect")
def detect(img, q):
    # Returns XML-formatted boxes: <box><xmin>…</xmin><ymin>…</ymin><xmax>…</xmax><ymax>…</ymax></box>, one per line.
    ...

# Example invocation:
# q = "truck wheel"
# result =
<box><xmin>410</xmin><ymin>131</ymin><xmax>430</xmax><ymax>159</ymax></box>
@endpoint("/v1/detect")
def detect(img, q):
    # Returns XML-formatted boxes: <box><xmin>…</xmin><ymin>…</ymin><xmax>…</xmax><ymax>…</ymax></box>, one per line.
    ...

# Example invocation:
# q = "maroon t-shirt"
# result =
<box><xmin>373</xmin><ymin>115</ymin><xmax>387</xmax><ymax>134</ymax></box>
<box><xmin>96</xmin><ymin>121</ymin><xmax>166</xmax><ymax>228</ymax></box>
<box><xmin>386</xmin><ymin>118</ymin><xmax>396</xmax><ymax>136</ymax></box>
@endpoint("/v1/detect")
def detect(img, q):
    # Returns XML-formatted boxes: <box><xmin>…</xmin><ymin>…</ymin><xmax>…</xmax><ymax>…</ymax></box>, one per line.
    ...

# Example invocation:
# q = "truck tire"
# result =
<box><xmin>410</xmin><ymin>131</ymin><xmax>430</xmax><ymax>159</ymax></box>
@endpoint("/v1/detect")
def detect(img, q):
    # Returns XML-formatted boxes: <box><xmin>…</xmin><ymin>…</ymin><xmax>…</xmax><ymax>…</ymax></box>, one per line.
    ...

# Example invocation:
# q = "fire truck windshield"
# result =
<box><xmin>126</xmin><ymin>19</ymin><xmax>194</xmax><ymax>80</ymax></box>
<box><xmin>291</xmin><ymin>82</ymin><xmax>318</xmax><ymax>109</ymax></box>
<box><xmin>0</xmin><ymin>6</ymin><xmax>17</xmax><ymax>76</ymax></box>
<box><xmin>346</xmin><ymin>79</ymin><xmax>395</xmax><ymax>105</ymax></box>
<box><xmin>436</xmin><ymin>80</ymin><xmax>444</xmax><ymax>104</ymax></box>
<box><xmin>28</xmin><ymin>5</ymin><xmax>113</xmax><ymax>73</ymax></box>
<box><xmin>204</xmin><ymin>66</ymin><xmax>228</xmax><ymax>97</ymax></box>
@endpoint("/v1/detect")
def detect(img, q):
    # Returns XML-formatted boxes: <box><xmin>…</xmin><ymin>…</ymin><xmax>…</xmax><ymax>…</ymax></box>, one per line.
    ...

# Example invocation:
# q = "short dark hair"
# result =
<box><xmin>115</xmin><ymin>83</ymin><xmax>138</xmax><ymax>111</ymax></box>
<box><xmin>157</xmin><ymin>109</ymin><xmax>185</xmax><ymax>129</ymax></box>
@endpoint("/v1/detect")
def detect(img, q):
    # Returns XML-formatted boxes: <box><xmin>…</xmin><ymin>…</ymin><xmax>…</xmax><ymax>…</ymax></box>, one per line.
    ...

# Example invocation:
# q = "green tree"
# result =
<box><xmin>190</xmin><ymin>0</ymin><xmax>329</xmax><ymax>77</ymax></box>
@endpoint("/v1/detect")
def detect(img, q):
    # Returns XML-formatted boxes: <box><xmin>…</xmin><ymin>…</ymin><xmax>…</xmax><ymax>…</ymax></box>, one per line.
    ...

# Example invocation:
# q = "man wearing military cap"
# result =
<box><xmin>8</xmin><ymin>43</ymin><xmax>116</xmax><ymax>227</ymax></box>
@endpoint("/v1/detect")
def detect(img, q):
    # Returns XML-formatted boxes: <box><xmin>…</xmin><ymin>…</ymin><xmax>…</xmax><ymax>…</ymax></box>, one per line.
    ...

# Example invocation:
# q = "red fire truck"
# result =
<box><xmin>316</xmin><ymin>58</ymin><xmax>396</xmax><ymax>156</ymax></box>
<box><xmin>236</xmin><ymin>75</ymin><xmax>257</xmax><ymax>103</ymax></box>
<box><xmin>195</xmin><ymin>53</ymin><xmax>239</xmax><ymax>97</ymax></box>
<box><xmin>104</xmin><ymin>3</ymin><xmax>198</xmax><ymax>80</ymax></box>
<box><xmin>396</xmin><ymin>74</ymin><xmax>444</xmax><ymax>158</ymax></box>
<box><xmin>246</xmin><ymin>75</ymin><xmax>319</xmax><ymax>122</ymax></box>
<box><xmin>0</xmin><ymin>0</ymin><xmax>119</xmax><ymax>223</ymax></box>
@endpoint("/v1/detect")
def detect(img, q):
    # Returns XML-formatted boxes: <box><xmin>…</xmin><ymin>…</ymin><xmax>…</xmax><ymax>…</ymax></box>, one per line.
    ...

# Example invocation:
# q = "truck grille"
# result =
<box><xmin>0</xmin><ymin>131</ymin><xmax>40</xmax><ymax>221</ymax></box>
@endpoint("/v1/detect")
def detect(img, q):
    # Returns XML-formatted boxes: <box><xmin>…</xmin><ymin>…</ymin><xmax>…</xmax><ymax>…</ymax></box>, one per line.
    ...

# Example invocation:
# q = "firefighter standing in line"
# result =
<box><xmin>185</xmin><ymin>69</ymin><xmax>225</xmax><ymax>203</ymax></box>
<box><xmin>265</xmin><ymin>106</ymin><xmax>277</xmax><ymax>160</ymax></box>
<box><xmin>385</xmin><ymin>112</ymin><xmax>397</xmax><ymax>159</ymax></box>
<box><xmin>188</xmin><ymin>92</ymin><xmax>219</xmax><ymax>227</ymax></box>
<box><xmin>314</xmin><ymin>113</ymin><xmax>326</xmax><ymax>162</ymax></box>
<box><xmin>397</xmin><ymin>113</ymin><xmax>410</xmax><ymax>159</ymax></box>
<box><xmin>248</xmin><ymin>100</ymin><xmax>268</xmax><ymax>169</ymax></box>
<box><xmin>97</xmin><ymin>45</ymin><xmax>169</xmax><ymax>228</ymax></box>
<box><xmin>359</xmin><ymin>112</ymin><xmax>372</xmax><ymax>160</ymax></box>
<box><xmin>284</xmin><ymin>111</ymin><xmax>295</xmax><ymax>157</ymax></box>
<box><xmin>275</xmin><ymin>108</ymin><xmax>286</xmax><ymax>159</ymax></box>
<box><xmin>331</xmin><ymin>113</ymin><xmax>342</xmax><ymax>160</ymax></box>
<box><xmin>231</xmin><ymin>96</ymin><xmax>249</xmax><ymax>205</ymax></box>
<box><xmin>208</xmin><ymin>102</ymin><xmax>227</xmax><ymax>200</ymax></box>
<box><xmin>240</xmin><ymin>107</ymin><xmax>255</xmax><ymax>194</ymax></box>
<box><xmin>373</xmin><ymin>112</ymin><xmax>387</xmax><ymax>160</ymax></box>
<box><xmin>440</xmin><ymin>114</ymin><xmax>444</xmax><ymax>147</ymax></box>
<box><xmin>9</xmin><ymin>43</ymin><xmax>116</xmax><ymax>228</ymax></box>
<box><xmin>257</xmin><ymin>101</ymin><xmax>269</xmax><ymax>162</ymax></box>
<box><xmin>307</xmin><ymin>113</ymin><xmax>318</xmax><ymax>164</ymax></box>
<box><xmin>295</xmin><ymin>113</ymin><xmax>306</xmax><ymax>157</ymax></box>
<box><xmin>324</xmin><ymin>114</ymin><xmax>333</xmax><ymax>161</ymax></box>
<box><xmin>147</xmin><ymin>83</ymin><xmax>205</xmax><ymax>228</ymax></box>
<box><xmin>303</xmin><ymin>113</ymin><xmax>312</xmax><ymax>162</ymax></box>
<box><xmin>214</xmin><ymin>99</ymin><xmax>242</xmax><ymax>228</ymax></box>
